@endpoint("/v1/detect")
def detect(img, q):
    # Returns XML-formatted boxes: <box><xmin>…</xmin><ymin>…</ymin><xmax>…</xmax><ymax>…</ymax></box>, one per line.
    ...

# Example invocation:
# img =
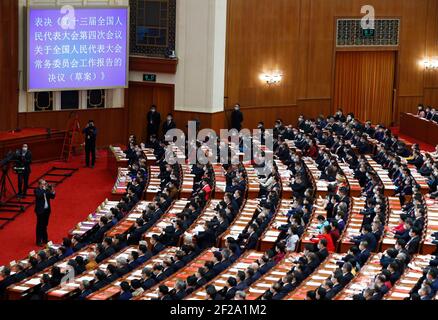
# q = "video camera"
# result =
<box><xmin>0</xmin><ymin>151</ymin><xmax>25</xmax><ymax>174</ymax></box>
<box><xmin>0</xmin><ymin>151</ymin><xmax>16</xmax><ymax>168</ymax></box>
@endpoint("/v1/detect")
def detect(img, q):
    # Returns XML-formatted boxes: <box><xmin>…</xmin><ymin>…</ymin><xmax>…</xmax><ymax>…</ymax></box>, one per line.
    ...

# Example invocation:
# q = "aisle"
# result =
<box><xmin>0</xmin><ymin>150</ymin><xmax>115</xmax><ymax>265</ymax></box>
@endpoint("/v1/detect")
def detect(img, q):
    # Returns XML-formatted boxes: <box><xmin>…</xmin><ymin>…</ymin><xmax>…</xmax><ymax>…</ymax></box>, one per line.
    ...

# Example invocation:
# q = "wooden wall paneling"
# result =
<box><xmin>423</xmin><ymin>0</ymin><xmax>438</xmax><ymax>99</ymax></box>
<box><xmin>334</xmin><ymin>51</ymin><xmax>396</xmax><ymax>126</ymax></box>
<box><xmin>225</xmin><ymin>0</ymin><xmax>301</xmax><ymax>110</ymax></box>
<box><xmin>397</xmin><ymin>0</ymin><xmax>428</xmax><ymax>97</ymax></box>
<box><xmin>397</xmin><ymin>96</ymin><xmax>423</xmax><ymax>121</ymax></box>
<box><xmin>423</xmin><ymin>88</ymin><xmax>438</xmax><ymax>107</ymax></box>
<box><xmin>17</xmin><ymin>108</ymin><xmax>127</xmax><ymax>148</ymax></box>
<box><xmin>127</xmin><ymin>82</ymin><xmax>175</xmax><ymax>142</ymax></box>
<box><xmin>129</xmin><ymin>57</ymin><xmax>178</xmax><ymax>74</ymax></box>
<box><xmin>226</xmin><ymin>0</ymin><xmax>438</xmax><ymax>127</ymax></box>
<box><xmin>0</xmin><ymin>0</ymin><xmax>19</xmax><ymax>131</ymax></box>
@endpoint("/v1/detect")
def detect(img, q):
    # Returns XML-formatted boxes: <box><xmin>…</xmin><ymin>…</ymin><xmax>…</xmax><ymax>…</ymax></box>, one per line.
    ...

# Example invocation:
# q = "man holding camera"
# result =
<box><xmin>34</xmin><ymin>179</ymin><xmax>55</xmax><ymax>246</ymax></box>
<box><xmin>16</xmin><ymin>144</ymin><xmax>32</xmax><ymax>198</ymax></box>
<box><xmin>83</xmin><ymin>120</ymin><xmax>98</xmax><ymax>168</ymax></box>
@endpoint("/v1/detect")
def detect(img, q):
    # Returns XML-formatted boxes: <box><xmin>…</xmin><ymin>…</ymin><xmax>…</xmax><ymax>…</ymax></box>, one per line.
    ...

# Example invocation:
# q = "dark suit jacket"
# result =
<box><xmin>173</xmin><ymin>290</ymin><xmax>186</xmax><ymax>300</ymax></box>
<box><xmin>16</xmin><ymin>150</ymin><xmax>32</xmax><ymax>173</ymax></box>
<box><xmin>406</xmin><ymin>236</ymin><xmax>420</xmax><ymax>255</ymax></box>
<box><xmin>119</xmin><ymin>291</ymin><xmax>133</xmax><ymax>300</ymax></box>
<box><xmin>34</xmin><ymin>187</ymin><xmax>56</xmax><ymax>215</ymax></box>
<box><xmin>245</xmin><ymin>233</ymin><xmax>259</xmax><ymax>250</ymax></box>
<box><xmin>152</xmin><ymin>242</ymin><xmax>165</xmax><ymax>255</ymax></box>
<box><xmin>142</xmin><ymin>278</ymin><xmax>157</xmax><ymax>290</ymax></box>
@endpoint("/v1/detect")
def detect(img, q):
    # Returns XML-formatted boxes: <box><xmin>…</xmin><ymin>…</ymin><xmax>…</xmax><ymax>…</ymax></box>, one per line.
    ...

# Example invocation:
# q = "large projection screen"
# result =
<box><xmin>27</xmin><ymin>6</ymin><xmax>129</xmax><ymax>92</ymax></box>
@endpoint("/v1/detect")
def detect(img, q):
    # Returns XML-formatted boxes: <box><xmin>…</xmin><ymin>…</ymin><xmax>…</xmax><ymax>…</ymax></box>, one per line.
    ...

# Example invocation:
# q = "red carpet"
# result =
<box><xmin>0</xmin><ymin>150</ymin><xmax>115</xmax><ymax>265</ymax></box>
<box><xmin>390</xmin><ymin>127</ymin><xmax>436</xmax><ymax>152</ymax></box>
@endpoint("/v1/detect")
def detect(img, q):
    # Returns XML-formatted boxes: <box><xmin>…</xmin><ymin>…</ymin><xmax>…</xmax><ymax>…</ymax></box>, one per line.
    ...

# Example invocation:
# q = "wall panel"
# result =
<box><xmin>17</xmin><ymin>108</ymin><xmax>127</xmax><ymax>148</ymax></box>
<box><xmin>0</xmin><ymin>0</ymin><xmax>19</xmax><ymax>131</ymax></box>
<box><xmin>226</xmin><ymin>0</ymin><xmax>438</xmax><ymax>126</ymax></box>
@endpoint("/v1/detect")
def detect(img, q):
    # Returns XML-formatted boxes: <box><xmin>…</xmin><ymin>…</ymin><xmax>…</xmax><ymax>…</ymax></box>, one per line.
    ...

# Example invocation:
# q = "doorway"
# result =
<box><xmin>333</xmin><ymin>51</ymin><xmax>396</xmax><ymax>126</ymax></box>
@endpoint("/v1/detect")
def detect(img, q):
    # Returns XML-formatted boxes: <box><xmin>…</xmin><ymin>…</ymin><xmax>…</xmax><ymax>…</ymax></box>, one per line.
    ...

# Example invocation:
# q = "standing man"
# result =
<box><xmin>34</xmin><ymin>179</ymin><xmax>56</xmax><ymax>246</ymax></box>
<box><xmin>16</xmin><ymin>144</ymin><xmax>32</xmax><ymax>198</ymax></box>
<box><xmin>231</xmin><ymin>104</ymin><xmax>244</xmax><ymax>131</ymax></box>
<box><xmin>83</xmin><ymin>120</ymin><xmax>98</xmax><ymax>168</ymax></box>
<box><xmin>147</xmin><ymin>105</ymin><xmax>161</xmax><ymax>140</ymax></box>
<box><xmin>162</xmin><ymin>113</ymin><xmax>176</xmax><ymax>137</ymax></box>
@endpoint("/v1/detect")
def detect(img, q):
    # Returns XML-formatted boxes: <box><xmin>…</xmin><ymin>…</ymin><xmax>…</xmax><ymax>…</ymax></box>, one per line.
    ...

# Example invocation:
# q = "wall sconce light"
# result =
<box><xmin>260</xmin><ymin>72</ymin><xmax>283</xmax><ymax>85</ymax></box>
<box><xmin>422</xmin><ymin>58</ymin><xmax>438</xmax><ymax>70</ymax></box>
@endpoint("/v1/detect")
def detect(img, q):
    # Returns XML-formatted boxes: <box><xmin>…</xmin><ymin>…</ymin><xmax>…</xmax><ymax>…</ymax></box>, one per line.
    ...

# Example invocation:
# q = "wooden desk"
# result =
<box><xmin>339</xmin><ymin>197</ymin><xmax>366</xmax><ymax>253</ymax></box>
<box><xmin>69</xmin><ymin>200</ymin><xmax>119</xmax><ymax>238</ymax></box>
<box><xmin>299</xmin><ymin>199</ymin><xmax>328</xmax><ymax>251</ymax></box>
<box><xmin>183</xmin><ymin>200</ymin><xmax>222</xmax><ymax>245</ymax></box>
<box><xmin>145</xmin><ymin>166</ymin><xmax>162</xmax><ymax>201</ymax></box>
<box><xmin>245</xmin><ymin>253</ymin><xmax>303</xmax><ymax>300</ymax></box>
<box><xmin>87</xmin><ymin>247</ymin><xmax>180</xmax><ymax>300</ymax></box>
<box><xmin>6</xmin><ymin>245</ymin><xmax>96</xmax><ymax>300</ymax></box>
<box><xmin>108</xmin><ymin>146</ymin><xmax>128</xmax><ymax>177</ymax></box>
<box><xmin>180</xmin><ymin>164</ymin><xmax>195</xmax><ymax>199</ymax></box>
<box><xmin>259</xmin><ymin>199</ymin><xmax>293</xmax><ymax>252</ymax></box>
<box><xmin>0</xmin><ymin>244</ymin><xmax>61</xmax><ymax>289</ymax></box>
<box><xmin>400</xmin><ymin>113</ymin><xmax>438</xmax><ymax>146</ymax></box>
<box><xmin>380</xmin><ymin>197</ymin><xmax>404</xmax><ymax>252</ymax></box>
<box><xmin>142</xmin><ymin>148</ymin><xmax>157</xmax><ymax>167</ymax></box>
<box><xmin>338</xmin><ymin>162</ymin><xmax>362</xmax><ymax>197</ymax></box>
<box><xmin>143</xmin><ymin>199</ymin><xmax>189</xmax><ymax>247</ymax></box>
<box><xmin>110</xmin><ymin>168</ymin><xmax>130</xmax><ymax>201</ymax></box>
<box><xmin>303</xmin><ymin>158</ymin><xmax>330</xmax><ymax>197</ymax></box>
<box><xmin>219</xmin><ymin>199</ymin><xmax>260</xmax><ymax>248</ymax></box>
<box><xmin>212</xmin><ymin>163</ymin><xmax>226</xmax><ymax>200</ymax></box>
<box><xmin>105</xmin><ymin>201</ymin><xmax>151</xmax><ymax>238</ymax></box>
<box><xmin>185</xmin><ymin>251</ymin><xmax>263</xmax><ymax>300</ymax></box>
<box><xmin>384</xmin><ymin>255</ymin><xmax>434</xmax><ymax>300</ymax></box>
<box><xmin>137</xmin><ymin>249</ymin><xmax>216</xmax><ymax>300</ymax></box>
<box><xmin>275</xmin><ymin>160</ymin><xmax>293</xmax><ymax>199</ymax></box>
<box><xmin>422</xmin><ymin>196</ymin><xmax>438</xmax><ymax>254</ymax></box>
<box><xmin>0</xmin><ymin>128</ymin><xmax>66</xmax><ymax>163</ymax></box>
<box><xmin>47</xmin><ymin>246</ymin><xmax>138</xmax><ymax>300</ymax></box>
<box><xmin>365</xmin><ymin>156</ymin><xmax>397</xmax><ymax>196</ymax></box>
<box><xmin>285</xmin><ymin>253</ymin><xmax>346</xmax><ymax>300</ymax></box>
<box><xmin>407</xmin><ymin>165</ymin><xmax>429</xmax><ymax>194</ymax></box>
<box><xmin>335</xmin><ymin>254</ymin><xmax>380</xmax><ymax>300</ymax></box>
<box><xmin>244</xmin><ymin>164</ymin><xmax>261</xmax><ymax>199</ymax></box>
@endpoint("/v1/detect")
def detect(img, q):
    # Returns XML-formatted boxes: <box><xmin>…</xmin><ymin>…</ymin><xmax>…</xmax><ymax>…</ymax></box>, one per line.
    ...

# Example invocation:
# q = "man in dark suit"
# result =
<box><xmin>230</xmin><ymin>104</ymin><xmax>244</xmax><ymax>131</ymax></box>
<box><xmin>405</xmin><ymin>228</ymin><xmax>421</xmax><ymax>255</ymax></box>
<box><xmin>34</xmin><ymin>179</ymin><xmax>56</xmax><ymax>246</ymax></box>
<box><xmin>0</xmin><ymin>267</ymin><xmax>17</xmax><ymax>298</ymax></box>
<box><xmin>147</xmin><ymin>105</ymin><xmax>161</xmax><ymax>140</ymax></box>
<box><xmin>83</xmin><ymin>120</ymin><xmax>98</xmax><ymax>168</ymax></box>
<box><xmin>141</xmin><ymin>268</ymin><xmax>157</xmax><ymax>290</ymax></box>
<box><xmin>212</xmin><ymin>251</ymin><xmax>226</xmax><ymax>274</ymax></box>
<box><xmin>15</xmin><ymin>144</ymin><xmax>32</xmax><ymax>198</ymax></box>
<box><xmin>243</xmin><ymin>224</ymin><xmax>259</xmax><ymax>250</ymax></box>
<box><xmin>356</xmin><ymin>241</ymin><xmax>371</xmax><ymax>267</ymax></box>
<box><xmin>162</xmin><ymin>113</ymin><xmax>177</xmax><ymax>137</ymax></box>
<box><xmin>150</xmin><ymin>235</ymin><xmax>165</xmax><ymax>255</ymax></box>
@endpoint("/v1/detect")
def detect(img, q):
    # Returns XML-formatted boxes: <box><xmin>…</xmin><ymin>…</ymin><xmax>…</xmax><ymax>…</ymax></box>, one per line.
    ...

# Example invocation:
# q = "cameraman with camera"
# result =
<box><xmin>15</xmin><ymin>144</ymin><xmax>32</xmax><ymax>198</ymax></box>
<box><xmin>34</xmin><ymin>179</ymin><xmax>55</xmax><ymax>247</ymax></box>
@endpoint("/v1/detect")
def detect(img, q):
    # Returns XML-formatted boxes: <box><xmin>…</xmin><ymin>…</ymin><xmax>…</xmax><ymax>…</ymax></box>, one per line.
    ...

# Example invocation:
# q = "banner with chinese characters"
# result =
<box><xmin>27</xmin><ymin>7</ymin><xmax>129</xmax><ymax>92</ymax></box>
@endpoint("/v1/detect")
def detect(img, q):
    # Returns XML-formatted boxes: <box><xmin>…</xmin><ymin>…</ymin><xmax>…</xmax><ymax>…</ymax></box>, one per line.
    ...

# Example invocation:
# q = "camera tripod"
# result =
<box><xmin>0</xmin><ymin>163</ymin><xmax>17</xmax><ymax>205</ymax></box>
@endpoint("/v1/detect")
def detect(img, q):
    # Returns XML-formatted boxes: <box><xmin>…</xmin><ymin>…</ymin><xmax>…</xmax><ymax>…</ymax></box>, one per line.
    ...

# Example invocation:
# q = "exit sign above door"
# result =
<box><xmin>143</xmin><ymin>74</ymin><xmax>157</xmax><ymax>82</ymax></box>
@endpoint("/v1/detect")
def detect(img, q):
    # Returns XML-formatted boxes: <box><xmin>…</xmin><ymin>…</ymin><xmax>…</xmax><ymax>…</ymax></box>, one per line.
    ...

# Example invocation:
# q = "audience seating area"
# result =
<box><xmin>1</xmin><ymin>111</ymin><xmax>438</xmax><ymax>301</ymax></box>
